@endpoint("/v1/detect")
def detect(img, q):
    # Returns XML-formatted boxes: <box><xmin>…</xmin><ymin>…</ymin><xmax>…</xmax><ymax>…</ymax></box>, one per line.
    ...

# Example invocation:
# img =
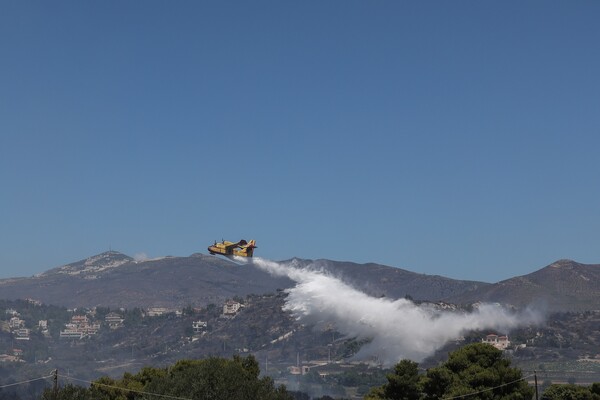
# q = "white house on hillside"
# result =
<box><xmin>223</xmin><ymin>300</ymin><xmax>241</xmax><ymax>315</ymax></box>
<box><xmin>482</xmin><ymin>333</ymin><xmax>510</xmax><ymax>350</ymax></box>
<box><xmin>192</xmin><ymin>320</ymin><xmax>207</xmax><ymax>333</ymax></box>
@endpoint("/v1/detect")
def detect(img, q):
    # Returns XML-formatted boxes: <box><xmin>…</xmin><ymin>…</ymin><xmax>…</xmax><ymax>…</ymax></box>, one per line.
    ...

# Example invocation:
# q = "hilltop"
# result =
<box><xmin>445</xmin><ymin>259</ymin><xmax>600</xmax><ymax>311</ymax></box>
<box><xmin>1</xmin><ymin>252</ymin><xmax>599</xmax><ymax>312</ymax></box>
<box><xmin>0</xmin><ymin>252</ymin><xmax>292</xmax><ymax>308</ymax></box>
<box><xmin>0</xmin><ymin>252</ymin><xmax>487</xmax><ymax>309</ymax></box>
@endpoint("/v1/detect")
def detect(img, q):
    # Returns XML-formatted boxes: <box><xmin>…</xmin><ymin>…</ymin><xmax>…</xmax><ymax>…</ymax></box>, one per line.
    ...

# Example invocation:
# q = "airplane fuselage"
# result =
<box><xmin>207</xmin><ymin>239</ymin><xmax>256</xmax><ymax>258</ymax></box>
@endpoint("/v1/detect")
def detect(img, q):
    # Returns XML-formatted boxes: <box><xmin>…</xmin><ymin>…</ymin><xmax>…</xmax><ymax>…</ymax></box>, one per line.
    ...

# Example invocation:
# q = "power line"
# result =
<box><xmin>59</xmin><ymin>374</ymin><xmax>194</xmax><ymax>400</ymax></box>
<box><xmin>0</xmin><ymin>367</ymin><xmax>577</xmax><ymax>399</ymax></box>
<box><xmin>442</xmin><ymin>373</ymin><xmax>536</xmax><ymax>400</ymax></box>
<box><xmin>0</xmin><ymin>373</ymin><xmax>54</xmax><ymax>389</ymax></box>
<box><xmin>0</xmin><ymin>371</ymin><xmax>193</xmax><ymax>400</ymax></box>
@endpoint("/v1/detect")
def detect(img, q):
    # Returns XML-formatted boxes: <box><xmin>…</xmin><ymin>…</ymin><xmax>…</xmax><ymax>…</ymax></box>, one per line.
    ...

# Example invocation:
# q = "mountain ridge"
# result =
<box><xmin>1</xmin><ymin>252</ymin><xmax>599</xmax><ymax>312</ymax></box>
<box><xmin>445</xmin><ymin>259</ymin><xmax>600</xmax><ymax>311</ymax></box>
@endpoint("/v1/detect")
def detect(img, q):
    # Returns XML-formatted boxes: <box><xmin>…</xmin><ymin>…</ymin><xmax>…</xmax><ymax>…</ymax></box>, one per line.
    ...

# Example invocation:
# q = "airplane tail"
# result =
<box><xmin>238</xmin><ymin>239</ymin><xmax>257</xmax><ymax>257</ymax></box>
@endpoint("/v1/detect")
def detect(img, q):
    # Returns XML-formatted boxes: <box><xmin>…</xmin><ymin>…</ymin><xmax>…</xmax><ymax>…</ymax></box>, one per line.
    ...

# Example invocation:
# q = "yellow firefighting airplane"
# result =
<box><xmin>207</xmin><ymin>239</ymin><xmax>257</xmax><ymax>258</ymax></box>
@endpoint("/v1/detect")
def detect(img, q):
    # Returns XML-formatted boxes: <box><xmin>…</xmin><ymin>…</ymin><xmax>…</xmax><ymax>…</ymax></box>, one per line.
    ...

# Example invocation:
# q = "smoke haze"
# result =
<box><xmin>249</xmin><ymin>257</ymin><xmax>543</xmax><ymax>366</ymax></box>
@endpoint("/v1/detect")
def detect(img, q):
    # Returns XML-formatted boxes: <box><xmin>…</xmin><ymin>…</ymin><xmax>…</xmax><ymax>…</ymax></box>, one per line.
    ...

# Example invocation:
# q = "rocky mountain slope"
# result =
<box><xmin>0</xmin><ymin>252</ymin><xmax>293</xmax><ymax>308</ymax></box>
<box><xmin>0</xmin><ymin>252</ymin><xmax>487</xmax><ymax>309</ymax></box>
<box><xmin>1</xmin><ymin>253</ymin><xmax>599</xmax><ymax>312</ymax></box>
<box><xmin>445</xmin><ymin>259</ymin><xmax>600</xmax><ymax>311</ymax></box>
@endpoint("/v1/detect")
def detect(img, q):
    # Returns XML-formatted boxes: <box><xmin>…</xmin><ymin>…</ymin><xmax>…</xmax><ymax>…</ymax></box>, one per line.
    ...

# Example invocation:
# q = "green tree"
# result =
<box><xmin>123</xmin><ymin>308</ymin><xmax>143</xmax><ymax>327</ymax></box>
<box><xmin>88</xmin><ymin>374</ymin><xmax>145</xmax><ymax>400</ymax></box>
<box><xmin>154</xmin><ymin>355</ymin><xmax>291</xmax><ymax>400</ymax></box>
<box><xmin>367</xmin><ymin>343</ymin><xmax>534</xmax><ymax>400</ymax></box>
<box><xmin>541</xmin><ymin>384</ymin><xmax>600</xmax><ymax>400</ymax></box>
<box><xmin>95</xmin><ymin>306</ymin><xmax>111</xmax><ymax>320</ymax></box>
<box><xmin>383</xmin><ymin>360</ymin><xmax>422</xmax><ymax>400</ymax></box>
<box><xmin>46</xmin><ymin>355</ymin><xmax>293</xmax><ymax>400</ymax></box>
<box><xmin>423</xmin><ymin>343</ymin><xmax>533</xmax><ymax>400</ymax></box>
<box><xmin>366</xmin><ymin>359</ymin><xmax>422</xmax><ymax>400</ymax></box>
<box><xmin>40</xmin><ymin>384</ymin><xmax>93</xmax><ymax>400</ymax></box>
<box><xmin>182</xmin><ymin>304</ymin><xmax>194</xmax><ymax>316</ymax></box>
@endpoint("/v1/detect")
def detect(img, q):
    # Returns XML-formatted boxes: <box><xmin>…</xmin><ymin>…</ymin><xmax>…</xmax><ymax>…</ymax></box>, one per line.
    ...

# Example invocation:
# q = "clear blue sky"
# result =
<box><xmin>1</xmin><ymin>1</ymin><xmax>599</xmax><ymax>282</ymax></box>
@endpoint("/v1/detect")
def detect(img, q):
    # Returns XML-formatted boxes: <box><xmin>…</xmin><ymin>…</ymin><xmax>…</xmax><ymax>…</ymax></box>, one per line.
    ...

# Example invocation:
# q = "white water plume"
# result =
<box><xmin>249</xmin><ymin>257</ymin><xmax>544</xmax><ymax>366</ymax></box>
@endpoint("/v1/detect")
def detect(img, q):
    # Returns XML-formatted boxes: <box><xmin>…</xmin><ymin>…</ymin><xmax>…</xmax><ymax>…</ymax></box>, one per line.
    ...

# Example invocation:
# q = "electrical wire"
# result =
<box><xmin>0</xmin><ymin>368</ymin><xmax>555</xmax><ymax>399</ymax></box>
<box><xmin>0</xmin><ymin>373</ymin><xmax>54</xmax><ymax>389</ymax></box>
<box><xmin>442</xmin><ymin>373</ymin><xmax>536</xmax><ymax>400</ymax></box>
<box><xmin>60</xmin><ymin>374</ymin><xmax>194</xmax><ymax>400</ymax></box>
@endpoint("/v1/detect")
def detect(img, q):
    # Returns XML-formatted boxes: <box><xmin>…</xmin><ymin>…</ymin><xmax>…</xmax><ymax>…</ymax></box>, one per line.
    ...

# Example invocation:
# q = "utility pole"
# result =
<box><xmin>534</xmin><ymin>370</ymin><xmax>539</xmax><ymax>400</ymax></box>
<box><xmin>53</xmin><ymin>369</ymin><xmax>58</xmax><ymax>400</ymax></box>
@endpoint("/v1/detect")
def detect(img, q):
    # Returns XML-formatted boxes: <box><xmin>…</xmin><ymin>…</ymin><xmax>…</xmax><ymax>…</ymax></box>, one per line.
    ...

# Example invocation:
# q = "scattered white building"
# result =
<box><xmin>105</xmin><ymin>312</ymin><xmax>124</xmax><ymax>329</ymax></box>
<box><xmin>288</xmin><ymin>365</ymin><xmax>313</xmax><ymax>375</ymax></box>
<box><xmin>71</xmin><ymin>315</ymin><xmax>89</xmax><ymax>325</ymax></box>
<box><xmin>25</xmin><ymin>298</ymin><xmax>42</xmax><ymax>306</ymax></box>
<box><xmin>9</xmin><ymin>317</ymin><xmax>25</xmax><ymax>329</ymax></box>
<box><xmin>59</xmin><ymin>315</ymin><xmax>100</xmax><ymax>339</ymax></box>
<box><xmin>59</xmin><ymin>329</ymin><xmax>85</xmax><ymax>339</ymax></box>
<box><xmin>147</xmin><ymin>307</ymin><xmax>170</xmax><ymax>317</ymax></box>
<box><xmin>192</xmin><ymin>320</ymin><xmax>207</xmax><ymax>333</ymax></box>
<box><xmin>223</xmin><ymin>300</ymin><xmax>241</xmax><ymax>316</ymax></box>
<box><xmin>482</xmin><ymin>333</ymin><xmax>510</xmax><ymax>350</ymax></box>
<box><xmin>5</xmin><ymin>309</ymin><xmax>19</xmax><ymax>317</ymax></box>
<box><xmin>39</xmin><ymin>320</ymin><xmax>50</xmax><ymax>336</ymax></box>
<box><xmin>0</xmin><ymin>354</ymin><xmax>20</xmax><ymax>363</ymax></box>
<box><xmin>14</xmin><ymin>328</ymin><xmax>30</xmax><ymax>341</ymax></box>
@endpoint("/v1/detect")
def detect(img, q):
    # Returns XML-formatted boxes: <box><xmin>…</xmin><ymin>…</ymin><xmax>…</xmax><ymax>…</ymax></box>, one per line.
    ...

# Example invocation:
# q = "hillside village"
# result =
<box><xmin>0</xmin><ymin>294</ymin><xmax>597</xmax><ymax>368</ymax></box>
<box><xmin>2</xmin><ymin>296</ymin><xmax>502</xmax><ymax>363</ymax></box>
<box><xmin>0</xmin><ymin>297</ymin><xmax>247</xmax><ymax>361</ymax></box>
<box><xmin>0</xmin><ymin>295</ymin><xmax>600</xmax><ymax>400</ymax></box>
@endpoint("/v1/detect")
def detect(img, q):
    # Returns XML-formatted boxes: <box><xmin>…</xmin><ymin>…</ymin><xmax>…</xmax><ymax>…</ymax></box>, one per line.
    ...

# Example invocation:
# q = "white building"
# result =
<box><xmin>223</xmin><ymin>301</ymin><xmax>241</xmax><ymax>315</ymax></box>
<box><xmin>105</xmin><ymin>312</ymin><xmax>124</xmax><ymax>328</ymax></box>
<box><xmin>9</xmin><ymin>317</ymin><xmax>24</xmax><ymax>329</ymax></box>
<box><xmin>60</xmin><ymin>329</ymin><xmax>85</xmax><ymax>339</ymax></box>
<box><xmin>38</xmin><ymin>320</ymin><xmax>49</xmax><ymax>336</ymax></box>
<box><xmin>59</xmin><ymin>315</ymin><xmax>100</xmax><ymax>339</ymax></box>
<box><xmin>147</xmin><ymin>307</ymin><xmax>170</xmax><ymax>317</ymax></box>
<box><xmin>482</xmin><ymin>333</ymin><xmax>510</xmax><ymax>350</ymax></box>
<box><xmin>192</xmin><ymin>320</ymin><xmax>207</xmax><ymax>333</ymax></box>
<box><xmin>14</xmin><ymin>328</ymin><xmax>30</xmax><ymax>340</ymax></box>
